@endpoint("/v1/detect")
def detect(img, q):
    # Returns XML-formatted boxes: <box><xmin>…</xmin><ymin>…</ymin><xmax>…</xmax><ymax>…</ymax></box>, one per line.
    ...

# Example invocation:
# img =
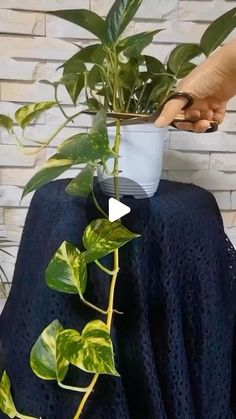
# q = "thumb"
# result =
<box><xmin>155</xmin><ymin>97</ymin><xmax>189</xmax><ymax>127</ymax></box>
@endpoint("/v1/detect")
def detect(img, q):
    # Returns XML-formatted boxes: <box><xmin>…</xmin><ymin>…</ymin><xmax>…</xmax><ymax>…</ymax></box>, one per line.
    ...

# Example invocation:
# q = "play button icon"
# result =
<box><xmin>108</xmin><ymin>198</ymin><xmax>131</xmax><ymax>222</ymax></box>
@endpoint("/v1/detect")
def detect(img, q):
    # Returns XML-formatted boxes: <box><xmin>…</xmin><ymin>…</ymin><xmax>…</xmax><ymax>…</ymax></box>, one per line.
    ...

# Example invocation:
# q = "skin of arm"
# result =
<box><xmin>155</xmin><ymin>39</ymin><xmax>236</xmax><ymax>132</ymax></box>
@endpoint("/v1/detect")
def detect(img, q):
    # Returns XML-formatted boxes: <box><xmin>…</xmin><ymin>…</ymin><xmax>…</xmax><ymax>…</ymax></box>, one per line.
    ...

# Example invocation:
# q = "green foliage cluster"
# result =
<box><xmin>0</xmin><ymin>1</ymin><xmax>236</xmax><ymax>418</ymax></box>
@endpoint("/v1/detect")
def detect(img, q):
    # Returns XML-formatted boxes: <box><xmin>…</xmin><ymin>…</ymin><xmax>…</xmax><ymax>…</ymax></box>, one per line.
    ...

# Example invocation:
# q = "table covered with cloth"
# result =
<box><xmin>1</xmin><ymin>179</ymin><xmax>236</xmax><ymax>419</ymax></box>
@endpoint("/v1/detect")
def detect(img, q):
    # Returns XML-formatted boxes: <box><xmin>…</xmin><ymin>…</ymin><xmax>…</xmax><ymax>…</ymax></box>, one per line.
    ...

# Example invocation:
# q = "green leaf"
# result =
<box><xmin>105</xmin><ymin>0</ymin><xmax>143</xmax><ymax>45</ymax></box>
<box><xmin>167</xmin><ymin>44</ymin><xmax>202</xmax><ymax>78</ymax></box>
<box><xmin>83</xmin><ymin>219</ymin><xmax>140</xmax><ymax>263</ymax></box>
<box><xmin>65</xmin><ymin>73</ymin><xmax>85</xmax><ymax>105</ymax></box>
<box><xmin>0</xmin><ymin>115</ymin><xmax>14</xmax><ymax>132</ymax></box>
<box><xmin>45</xmin><ymin>241</ymin><xmax>87</xmax><ymax>295</ymax></box>
<box><xmin>58</xmin><ymin>130</ymin><xmax>113</xmax><ymax>164</ymax></box>
<box><xmin>144</xmin><ymin>55</ymin><xmax>165</xmax><ymax>74</ymax></box>
<box><xmin>30</xmin><ymin>320</ymin><xmax>69</xmax><ymax>382</ymax></box>
<box><xmin>50</xmin><ymin>10</ymin><xmax>106</xmax><ymax>43</ymax></box>
<box><xmin>119</xmin><ymin>30</ymin><xmax>162</xmax><ymax>57</ymax></box>
<box><xmin>15</xmin><ymin>101</ymin><xmax>57</xmax><ymax>129</ymax></box>
<box><xmin>88</xmin><ymin>65</ymin><xmax>103</xmax><ymax>90</ymax></box>
<box><xmin>0</xmin><ymin>371</ymin><xmax>17</xmax><ymax>418</ymax></box>
<box><xmin>66</xmin><ymin>164</ymin><xmax>95</xmax><ymax>197</ymax></box>
<box><xmin>91</xmin><ymin>109</ymin><xmax>107</xmax><ymax>134</ymax></box>
<box><xmin>85</xmin><ymin>98</ymin><xmax>101</xmax><ymax>111</ymax></box>
<box><xmin>57</xmin><ymin>320</ymin><xmax>119</xmax><ymax>376</ymax></box>
<box><xmin>22</xmin><ymin>154</ymin><xmax>73</xmax><ymax>198</ymax></box>
<box><xmin>63</xmin><ymin>45</ymin><xmax>105</xmax><ymax>71</ymax></box>
<box><xmin>201</xmin><ymin>7</ymin><xmax>236</xmax><ymax>56</ymax></box>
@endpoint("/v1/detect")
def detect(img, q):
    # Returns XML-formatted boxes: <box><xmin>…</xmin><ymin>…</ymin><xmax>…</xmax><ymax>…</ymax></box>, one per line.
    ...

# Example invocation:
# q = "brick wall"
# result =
<box><xmin>1</xmin><ymin>0</ymin><xmax>236</xmax><ymax>307</ymax></box>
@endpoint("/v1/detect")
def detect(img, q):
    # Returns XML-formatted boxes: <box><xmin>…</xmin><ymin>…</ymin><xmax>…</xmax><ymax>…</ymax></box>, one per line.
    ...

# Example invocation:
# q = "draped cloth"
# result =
<box><xmin>1</xmin><ymin>179</ymin><xmax>236</xmax><ymax>419</ymax></box>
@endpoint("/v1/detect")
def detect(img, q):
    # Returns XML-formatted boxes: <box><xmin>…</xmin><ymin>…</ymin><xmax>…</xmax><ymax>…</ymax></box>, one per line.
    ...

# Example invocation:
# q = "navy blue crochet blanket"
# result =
<box><xmin>1</xmin><ymin>179</ymin><xmax>236</xmax><ymax>419</ymax></box>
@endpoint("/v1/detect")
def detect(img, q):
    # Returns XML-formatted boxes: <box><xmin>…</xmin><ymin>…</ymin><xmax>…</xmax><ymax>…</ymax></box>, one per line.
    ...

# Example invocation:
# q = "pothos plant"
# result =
<box><xmin>0</xmin><ymin>1</ymin><xmax>236</xmax><ymax>418</ymax></box>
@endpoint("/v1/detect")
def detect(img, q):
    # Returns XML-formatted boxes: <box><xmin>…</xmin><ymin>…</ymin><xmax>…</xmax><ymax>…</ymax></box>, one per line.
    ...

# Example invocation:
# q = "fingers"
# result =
<box><xmin>155</xmin><ymin>97</ymin><xmax>189</xmax><ymax>127</ymax></box>
<box><xmin>174</xmin><ymin>119</ymin><xmax>212</xmax><ymax>133</ymax></box>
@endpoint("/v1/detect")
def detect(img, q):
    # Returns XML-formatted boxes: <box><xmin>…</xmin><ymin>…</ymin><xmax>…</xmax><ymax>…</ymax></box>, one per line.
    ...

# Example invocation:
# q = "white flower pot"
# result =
<box><xmin>97</xmin><ymin>124</ymin><xmax>168</xmax><ymax>198</ymax></box>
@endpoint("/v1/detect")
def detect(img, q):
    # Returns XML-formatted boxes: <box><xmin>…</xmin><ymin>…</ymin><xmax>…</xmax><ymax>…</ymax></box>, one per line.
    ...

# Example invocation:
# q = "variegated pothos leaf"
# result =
<box><xmin>83</xmin><ymin>219</ymin><xmax>140</xmax><ymax>263</ymax></box>
<box><xmin>30</xmin><ymin>319</ymin><xmax>69</xmax><ymax>382</ymax></box>
<box><xmin>45</xmin><ymin>241</ymin><xmax>87</xmax><ymax>295</ymax></box>
<box><xmin>57</xmin><ymin>320</ymin><xmax>119</xmax><ymax>376</ymax></box>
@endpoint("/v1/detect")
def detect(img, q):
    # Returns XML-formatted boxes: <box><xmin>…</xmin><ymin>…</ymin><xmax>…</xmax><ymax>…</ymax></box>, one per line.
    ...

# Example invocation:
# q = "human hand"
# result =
<box><xmin>155</xmin><ymin>40</ymin><xmax>236</xmax><ymax>132</ymax></box>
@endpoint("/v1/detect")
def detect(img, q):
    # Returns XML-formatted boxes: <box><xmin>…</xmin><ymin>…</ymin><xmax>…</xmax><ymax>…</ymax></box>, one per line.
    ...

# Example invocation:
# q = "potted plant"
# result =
<box><xmin>0</xmin><ymin>2</ymin><xmax>236</xmax><ymax>418</ymax></box>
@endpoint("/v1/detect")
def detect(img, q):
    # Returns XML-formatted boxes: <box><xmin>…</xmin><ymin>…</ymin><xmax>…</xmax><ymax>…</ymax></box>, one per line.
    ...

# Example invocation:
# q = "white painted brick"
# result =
<box><xmin>221</xmin><ymin>113</ymin><xmax>236</xmax><ymax>132</ymax></box>
<box><xmin>210</xmin><ymin>153</ymin><xmax>236</xmax><ymax>171</ymax></box>
<box><xmin>0</xmin><ymin>145</ymin><xmax>45</xmax><ymax>167</ymax></box>
<box><xmin>2</xmin><ymin>125</ymin><xmax>85</xmax><ymax>146</ymax></box>
<box><xmin>0</xmin><ymin>102</ymin><xmax>45</xmax><ymax>124</ymax></box>
<box><xmin>210</xmin><ymin>191</ymin><xmax>231</xmax><ymax>210</ymax></box>
<box><xmin>1</xmin><ymin>82</ymin><xmax>69</xmax><ymax>104</ymax></box>
<box><xmin>0</xmin><ymin>186</ymin><xmax>32</xmax><ymax>207</ymax></box>
<box><xmin>0</xmin><ymin>58</ymin><xmax>37</xmax><ymax>81</ymax></box>
<box><xmin>163</xmin><ymin>150</ymin><xmax>209</xmax><ymax>170</ymax></box>
<box><xmin>91</xmin><ymin>0</ymin><xmax>178</xmax><ymax>19</ymax></box>
<box><xmin>0</xmin><ymin>36</ymin><xmax>77</xmax><ymax>60</ymax></box>
<box><xmin>135</xmin><ymin>21</ymin><xmax>207</xmax><ymax>44</ymax></box>
<box><xmin>0</xmin><ymin>299</ymin><xmax>6</xmax><ymax>313</ymax></box>
<box><xmin>0</xmin><ymin>0</ymin><xmax>89</xmax><ymax>10</ymax></box>
<box><xmin>46</xmin><ymin>15</ymin><xmax>135</xmax><ymax>39</ymax></box>
<box><xmin>227</xmin><ymin>97</ymin><xmax>236</xmax><ymax>111</ymax></box>
<box><xmin>0</xmin><ymin>224</ymin><xmax>23</xmax><ymax>244</ymax></box>
<box><xmin>178</xmin><ymin>1</ymin><xmax>232</xmax><ymax>22</ymax></box>
<box><xmin>33</xmin><ymin>62</ymin><xmax>63</xmax><ymax>83</ymax></box>
<box><xmin>225</xmin><ymin>228</ymin><xmax>236</xmax><ymax>249</ymax></box>
<box><xmin>46</xmin><ymin>107</ymin><xmax>94</xmax><ymax>128</ymax></box>
<box><xmin>170</xmin><ymin>131</ymin><xmax>236</xmax><ymax>152</ymax></box>
<box><xmin>1</xmin><ymin>168</ymin><xmax>40</xmax><ymax>187</ymax></box>
<box><xmin>143</xmin><ymin>43</ymin><xmax>176</xmax><ymax>63</ymax></box>
<box><xmin>230</xmin><ymin>192</ymin><xmax>236</xmax><ymax>209</ymax></box>
<box><xmin>168</xmin><ymin>170</ymin><xmax>236</xmax><ymax>191</ymax></box>
<box><xmin>4</xmin><ymin>208</ymin><xmax>27</xmax><ymax>226</ymax></box>
<box><xmin>221</xmin><ymin>211</ymin><xmax>236</xmax><ymax>228</ymax></box>
<box><xmin>0</xmin><ymin>9</ymin><xmax>45</xmax><ymax>35</ymax></box>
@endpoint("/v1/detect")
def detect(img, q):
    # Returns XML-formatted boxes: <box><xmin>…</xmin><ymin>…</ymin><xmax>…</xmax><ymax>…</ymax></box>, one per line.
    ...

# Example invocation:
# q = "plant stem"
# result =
<box><xmin>95</xmin><ymin>260</ymin><xmax>116</xmax><ymax>275</ymax></box>
<box><xmin>58</xmin><ymin>381</ymin><xmax>89</xmax><ymax>393</ymax></box>
<box><xmin>113</xmin><ymin>119</ymin><xmax>121</xmax><ymax>201</ymax></box>
<box><xmin>73</xmin><ymin>119</ymin><xmax>121</xmax><ymax>419</ymax></box>
<box><xmin>73</xmin><ymin>374</ymin><xmax>99</xmax><ymax>419</ymax></box>
<box><xmin>12</xmin><ymin>109</ymin><xmax>86</xmax><ymax>155</ymax></box>
<box><xmin>79</xmin><ymin>294</ymin><xmax>108</xmax><ymax>315</ymax></box>
<box><xmin>91</xmin><ymin>190</ymin><xmax>108</xmax><ymax>219</ymax></box>
<box><xmin>16</xmin><ymin>413</ymin><xmax>38</xmax><ymax>419</ymax></box>
<box><xmin>55</xmin><ymin>85</ymin><xmax>69</xmax><ymax>119</ymax></box>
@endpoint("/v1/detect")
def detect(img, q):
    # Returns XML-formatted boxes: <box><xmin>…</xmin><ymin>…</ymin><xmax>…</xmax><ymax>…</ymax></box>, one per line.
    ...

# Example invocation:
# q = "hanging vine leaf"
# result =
<box><xmin>0</xmin><ymin>115</ymin><xmax>14</xmax><ymax>132</ymax></box>
<box><xmin>83</xmin><ymin>219</ymin><xmax>140</xmax><ymax>263</ymax></box>
<box><xmin>22</xmin><ymin>154</ymin><xmax>74</xmax><ymax>198</ymax></box>
<box><xmin>119</xmin><ymin>30</ymin><xmax>162</xmax><ymax>57</ymax></box>
<box><xmin>144</xmin><ymin>55</ymin><xmax>165</xmax><ymax>74</ymax></box>
<box><xmin>30</xmin><ymin>320</ymin><xmax>69</xmax><ymax>382</ymax></box>
<box><xmin>167</xmin><ymin>44</ymin><xmax>202</xmax><ymax>78</ymax></box>
<box><xmin>57</xmin><ymin>320</ymin><xmax>119</xmax><ymax>376</ymax></box>
<box><xmin>15</xmin><ymin>101</ymin><xmax>57</xmax><ymax>129</ymax></box>
<box><xmin>66</xmin><ymin>165</ymin><xmax>95</xmax><ymax>197</ymax></box>
<box><xmin>0</xmin><ymin>371</ymin><xmax>17</xmax><ymax>418</ymax></box>
<box><xmin>50</xmin><ymin>10</ymin><xmax>106</xmax><ymax>43</ymax></box>
<box><xmin>105</xmin><ymin>0</ymin><xmax>143</xmax><ymax>46</ymax></box>
<box><xmin>64</xmin><ymin>73</ymin><xmax>85</xmax><ymax>105</ymax></box>
<box><xmin>63</xmin><ymin>45</ymin><xmax>105</xmax><ymax>73</ymax></box>
<box><xmin>201</xmin><ymin>7</ymin><xmax>236</xmax><ymax>56</ymax></box>
<box><xmin>45</xmin><ymin>241</ymin><xmax>87</xmax><ymax>295</ymax></box>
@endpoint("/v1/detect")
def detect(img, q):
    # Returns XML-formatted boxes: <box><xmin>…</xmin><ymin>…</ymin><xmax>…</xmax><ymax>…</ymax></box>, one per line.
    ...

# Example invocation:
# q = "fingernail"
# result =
<box><xmin>155</xmin><ymin>116</ymin><xmax>167</xmax><ymax>128</ymax></box>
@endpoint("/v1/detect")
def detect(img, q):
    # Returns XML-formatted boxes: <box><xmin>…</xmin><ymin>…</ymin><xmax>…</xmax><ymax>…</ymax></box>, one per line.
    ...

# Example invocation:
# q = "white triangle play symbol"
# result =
<box><xmin>108</xmin><ymin>198</ymin><xmax>131</xmax><ymax>222</ymax></box>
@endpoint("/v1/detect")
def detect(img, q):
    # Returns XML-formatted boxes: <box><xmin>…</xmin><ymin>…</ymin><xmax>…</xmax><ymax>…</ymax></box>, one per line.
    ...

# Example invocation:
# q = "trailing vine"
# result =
<box><xmin>0</xmin><ymin>1</ymin><xmax>236</xmax><ymax>418</ymax></box>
